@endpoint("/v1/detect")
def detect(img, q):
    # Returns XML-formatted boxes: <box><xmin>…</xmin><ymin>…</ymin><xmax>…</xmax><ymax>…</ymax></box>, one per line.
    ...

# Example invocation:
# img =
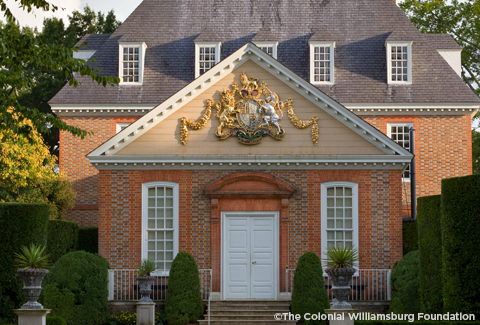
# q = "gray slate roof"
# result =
<box><xmin>74</xmin><ymin>34</ymin><xmax>111</xmax><ymax>50</ymax></box>
<box><xmin>427</xmin><ymin>33</ymin><xmax>462</xmax><ymax>50</ymax></box>
<box><xmin>50</xmin><ymin>0</ymin><xmax>479</xmax><ymax>105</ymax></box>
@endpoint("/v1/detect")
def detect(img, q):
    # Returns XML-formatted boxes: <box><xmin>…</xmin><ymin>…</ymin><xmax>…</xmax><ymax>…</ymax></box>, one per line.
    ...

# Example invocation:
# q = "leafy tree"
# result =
<box><xmin>0</xmin><ymin>0</ymin><xmax>120</xmax><ymax>141</ymax></box>
<box><xmin>473</xmin><ymin>129</ymin><xmax>480</xmax><ymax>174</ymax></box>
<box><xmin>0</xmin><ymin>109</ymin><xmax>76</xmax><ymax>219</ymax></box>
<box><xmin>399</xmin><ymin>0</ymin><xmax>480</xmax><ymax>98</ymax></box>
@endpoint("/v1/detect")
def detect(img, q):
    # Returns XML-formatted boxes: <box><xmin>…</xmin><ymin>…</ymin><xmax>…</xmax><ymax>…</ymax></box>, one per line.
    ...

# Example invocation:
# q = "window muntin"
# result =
<box><xmin>122</xmin><ymin>46</ymin><xmax>140</xmax><ymax>82</ymax></box>
<box><xmin>195</xmin><ymin>42</ymin><xmax>221</xmax><ymax>78</ymax></box>
<box><xmin>386</xmin><ymin>42</ymin><xmax>412</xmax><ymax>84</ymax></box>
<box><xmin>142</xmin><ymin>182</ymin><xmax>179</xmax><ymax>273</ymax></box>
<box><xmin>391</xmin><ymin>46</ymin><xmax>408</xmax><ymax>82</ymax></box>
<box><xmin>388</xmin><ymin>123</ymin><xmax>413</xmax><ymax>180</ymax></box>
<box><xmin>118</xmin><ymin>42</ymin><xmax>147</xmax><ymax>85</ymax></box>
<box><xmin>321</xmin><ymin>182</ymin><xmax>358</xmax><ymax>268</ymax></box>
<box><xmin>253</xmin><ymin>42</ymin><xmax>278</xmax><ymax>59</ymax></box>
<box><xmin>309</xmin><ymin>42</ymin><xmax>335</xmax><ymax>84</ymax></box>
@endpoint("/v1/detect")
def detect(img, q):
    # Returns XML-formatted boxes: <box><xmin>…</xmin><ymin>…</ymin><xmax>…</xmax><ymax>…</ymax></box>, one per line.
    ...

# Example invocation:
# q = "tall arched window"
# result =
<box><xmin>142</xmin><ymin>181</ymin><xmax>179</xmax><ymax>273</ymax></box>
<box><xmin>321</xmin><ymin>181</ymin><xmax>359</xmax><ymax>267</ymax></box>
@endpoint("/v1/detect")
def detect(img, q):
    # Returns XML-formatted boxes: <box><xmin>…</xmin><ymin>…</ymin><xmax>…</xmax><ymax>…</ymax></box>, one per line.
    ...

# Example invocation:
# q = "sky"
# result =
<box><xmin>1</xmin><ymin>0</ymin><xmax>143</xmax><ymax>31</ymax></box>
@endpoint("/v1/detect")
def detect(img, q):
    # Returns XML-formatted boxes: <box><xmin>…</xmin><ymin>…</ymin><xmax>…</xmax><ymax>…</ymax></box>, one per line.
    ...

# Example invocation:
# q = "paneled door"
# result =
<box><xmin>223</xmin><ymin>213</ymin><xmax>278</xmax><ymax>299</ymax></box>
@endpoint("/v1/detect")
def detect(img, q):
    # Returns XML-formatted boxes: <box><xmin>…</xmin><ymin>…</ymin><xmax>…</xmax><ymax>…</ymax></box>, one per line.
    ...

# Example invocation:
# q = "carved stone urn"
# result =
<box><xmin>325</xmin><ymin>268</ymin><xmax>356</xmax><ymax>310</ymax></box>
<box><xmin>17</xmin><ymin>268</ymin><xmax>49</xmax><ymax>309</ymax></box>
<box><xmin>136</xmin><ymin>276</ymin><xmax>155</xmax><ymax>302</ymax></box>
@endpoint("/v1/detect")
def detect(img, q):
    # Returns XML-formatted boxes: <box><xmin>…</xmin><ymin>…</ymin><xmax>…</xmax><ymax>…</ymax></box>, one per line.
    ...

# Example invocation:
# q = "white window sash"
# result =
<box><xmin>386</xmin><ymin>41</ymin><xmax>412</xmax><ymax>84</ymax></box>
<box><xmin>118</xmin><ymin>42</ymin><xmax>147</xmax><ymax>85</ymax></box>
<box><xmin>253</xmin><ymin>41</ymin><xmax>278</xmax><ymax>59</ymax></box>
<box><xmin>194</xmin><ymin>42</ymin><xmax>221</xmax><ymax>78</ymax></box>
<box><xmin>387</xmin><ymin>122</ymin><xmax>413</xmax><ymax>181</ymax></box>
<box><xmin>309</xmin><ymin>41</ymin><xmax>335</xmax><ymax>85</ymax></box>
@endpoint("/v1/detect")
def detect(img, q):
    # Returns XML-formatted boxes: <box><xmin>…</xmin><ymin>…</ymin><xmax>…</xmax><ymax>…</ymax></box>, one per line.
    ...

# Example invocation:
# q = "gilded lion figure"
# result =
<box><xmin>215</xmin><ymin>84</ymin><xmax>239</xmax><ymax>136</ymax></box>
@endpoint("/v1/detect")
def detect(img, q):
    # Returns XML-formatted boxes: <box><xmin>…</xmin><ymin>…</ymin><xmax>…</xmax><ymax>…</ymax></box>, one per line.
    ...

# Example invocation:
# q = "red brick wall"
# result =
<box><xmin>98</xmin><ymin>169</ymin><xmax>403</xmax><ymax>274</ymax></box>
<box><xmin>59</xmin><ymin>116</ymin><xmax>139</xmax><ymax>226</ymax></box>
<box><xmin>363</xmin><ymin>115</ymin><xmax>472</xmax><ymax>198</ymax></box>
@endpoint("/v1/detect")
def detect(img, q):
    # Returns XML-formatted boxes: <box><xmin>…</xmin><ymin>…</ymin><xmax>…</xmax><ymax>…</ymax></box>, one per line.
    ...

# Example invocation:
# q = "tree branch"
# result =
<box><xmin>463</xmin><ymin>64</ymin><xmax>480</xmax><ymax>90</ymax></box>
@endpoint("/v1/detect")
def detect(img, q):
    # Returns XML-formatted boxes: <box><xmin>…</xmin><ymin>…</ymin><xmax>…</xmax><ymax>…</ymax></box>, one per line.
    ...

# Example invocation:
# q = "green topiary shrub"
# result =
<box><xmin>441</xmin><ymin>174</ymin><xmax>480</xmax><ymax>316</ymax></box>
<box><xmin>75</xmin><ymin>226</ymin><xmax>98</xmax><ymax>253</ymax></box>
<box><xmin>165</xmin><ymin>251</ymin><xmax>203</xmax><ymax>325</ymax></box>
<box><xmin>0</xmin><ymin>203</ymin><xmax>49</xmax><ymax>323</ymax></box>
<box><xmin>42</xmin><ymin>251</ymin><xmax>109</xmax><ymax>325</ymax></box>
<box><xmin>46</xmin><ymin>315</ymin><xmax>67</xmax><ymax>325</ymax></box>
<box><xmin>417</xmin><ymin>195</ymin><xmax>443</xmax><ymax>314</ymax></box>
<box><xmin>47</xmin><ymin>220</ymin><xmax>79</xmax><ymax>264</ymax></box>
<box><xmin>291</xmin><ymin>252</ymin><xmax>330</xmax><ymax>324</ymax></box>
<box><xmin>389</xmin><ymin>250</ymin><xmax>420</xmax><ymax>315</ymax></box>
<box><xmin>402</xmin><ymin>219</ymin><xmax>418</xmax><ymax>255</ymax></box>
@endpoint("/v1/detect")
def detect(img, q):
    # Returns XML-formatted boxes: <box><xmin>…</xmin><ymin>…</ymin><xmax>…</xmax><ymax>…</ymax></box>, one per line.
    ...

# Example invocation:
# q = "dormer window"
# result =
<box><xmin>253</xmin><ymin>41</ymin><xmax>278</xmax><ymax>59</ymax></box>
<box><xmin>386</xmin><ymin>42</ymin><xmax>412</xmax><ymax>84</ymax></box>
<box><xmin>118</xmin><ymin>42</ymin><xmax>147</xmax><ymax>85</ymax></box>
<box><xmin>195</xmin><ymin>42</ymin><xmax>221</xmax><ymax>78</ymax></box>
<box><xmin>309</xmin><ymin>41</ymin><xmax>335</xmax><ymax>84</ymax></box>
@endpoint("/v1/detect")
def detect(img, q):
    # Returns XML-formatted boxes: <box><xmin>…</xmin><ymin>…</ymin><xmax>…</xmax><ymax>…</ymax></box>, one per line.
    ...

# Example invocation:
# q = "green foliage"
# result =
<box><xmin>473</xmin><ymin>129</ymin><xmax>480</xmax><ymax>174</ymax></box>
<box><xmin>399</xmin><ymin>0</ymin><xmax>480</xmax><ymax>99</ymax></box>
<box><xmin>165</xmin><ymin>252</ymin><xmax>204</xmax><ymax>325</ymax></box>
<box><xmin>389</xmin><ymin>250</ymin><xmax>420</xmax><ymax>315</ymax></box>
<box><xmin>137</xmin><ymin>259</ymin><xmax>156</xmax><ymax>277</ymax></box>
<box><xmin>42</xmin><ymin>251</ymin><xmax>109</xmax><ymax>325</ymax></box>
<box><xmin>75</xmin><ymin>226</ymin><xmax>98</xmax><ymax>253</ymax></box>
<box><xmin>47</xmin><ymin>220</ymin><xmax>79</xmax><ymax>264</ymax></box>
<box><xmin>107</xmin><ymin>311</ymin><xmax>167</xmax><ymax>325</ymax></box>
<box><xmin>291</xmin><ymin>252</ymin><xmax>330</xmax><ymax>324</ymax></box>
<box><xmin>15</xmin><ymin>243</ymin><xmax>51</xmax><ymax>269</ymax></box>
<box><xmin>417</xmin><ymin>195</ymin><xmax>443</xmax><ymax>314</ymax></box>
<box><xmin>46</xmin><ymin>315</ymin><xmax>67</xmax><ymax>325</ymax></box>
<box><xmin>0</xmin><ymin>203</ymin><xmax>49</xmax><ymax>323</ymax></box>
<box><xmin>402</xmin><ymin>220</ymin><xmax>418</xmax><ymax>255</ymax></box>
<box><xmin>441</xmin><ymin>175</ymin><xmax>480</xmax><ymax>316</ymax></box>
<box><xmin>0</xmin><ymin>110</ymin><xmax>76</xmax><ymax>219</ymax></box>
<box><xmin>324</xmin><ymin>245</ymin><xmax>359</xmax><ymax>268</ymax></box>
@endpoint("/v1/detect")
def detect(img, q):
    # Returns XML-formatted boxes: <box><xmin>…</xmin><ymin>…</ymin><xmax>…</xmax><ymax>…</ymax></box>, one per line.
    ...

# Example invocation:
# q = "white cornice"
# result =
<box><xmin>344</xmin><ymin>102</ymin><xmax>480</xmax><ymax>115</ymax></box>
<box><xmin>89</xmin><ymin>155</ymin><xmax>412</xmax><ymax>171</ymax></box>
<box><xmin>50</xmin><ymin>104</ymin><xmax>157</xmax><ymax>116</ymax></box>
<box><xmin>87</xmin><ymin>43</ymin><xmax>413</xmax><ymax>159</ymax></box>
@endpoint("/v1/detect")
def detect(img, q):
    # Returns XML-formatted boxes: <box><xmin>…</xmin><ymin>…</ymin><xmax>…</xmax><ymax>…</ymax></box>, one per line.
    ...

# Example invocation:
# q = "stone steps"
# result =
<box><xmin>198</xmin><ymin>300</ymin><xmax>295</xmax><ymax>324</ymax></box>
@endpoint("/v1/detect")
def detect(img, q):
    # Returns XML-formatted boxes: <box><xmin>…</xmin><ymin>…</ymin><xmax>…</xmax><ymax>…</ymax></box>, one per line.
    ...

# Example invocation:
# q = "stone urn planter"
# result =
<box><xmin>17</xmin><ymin>268</ymin><xmax>49</xmax><ymax>309</ymax></box>
<box><xmin>325</xmin><ymin>267</ymin><xmax>356</xmax><ymax>310</ymax></box>
<box><xmin>136</xmin><ymin>276</ymin><xmax>156</xmax><ymax>302</ymax></box>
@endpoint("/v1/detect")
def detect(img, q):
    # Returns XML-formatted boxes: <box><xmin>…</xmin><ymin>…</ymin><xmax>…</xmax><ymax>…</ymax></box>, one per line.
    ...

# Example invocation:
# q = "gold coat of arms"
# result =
<box><xmin>180</xmin><ymin>72</ymin><xmax>319</xmax><ymax>146</ymax></box>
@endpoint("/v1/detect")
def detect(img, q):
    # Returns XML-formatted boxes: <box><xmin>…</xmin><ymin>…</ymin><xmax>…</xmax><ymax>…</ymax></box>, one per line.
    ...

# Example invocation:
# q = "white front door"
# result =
<box><xmin>223</xmin><ymin>212</ymin><xmax>278</xmax><ymax>299</ymax></box>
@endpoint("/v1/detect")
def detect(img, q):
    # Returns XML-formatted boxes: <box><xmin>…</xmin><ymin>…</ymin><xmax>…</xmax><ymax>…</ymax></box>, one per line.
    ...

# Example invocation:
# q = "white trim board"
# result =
<box><xmin>50</xmin><ymin>104</ymin><xmax>157</xmax><ymax>116</ymax></box>
<box><xmin>87</xmin><ymin>42</ymin><xmax>412</xmax><ymax>159</ymax></box>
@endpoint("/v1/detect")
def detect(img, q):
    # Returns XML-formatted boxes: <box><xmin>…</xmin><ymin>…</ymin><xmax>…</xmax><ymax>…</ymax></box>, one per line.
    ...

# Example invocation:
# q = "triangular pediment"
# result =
<box><xmin>88</xmin><ymin>43</ymin><xmax>412</xmax><ymax>168</ymax></box>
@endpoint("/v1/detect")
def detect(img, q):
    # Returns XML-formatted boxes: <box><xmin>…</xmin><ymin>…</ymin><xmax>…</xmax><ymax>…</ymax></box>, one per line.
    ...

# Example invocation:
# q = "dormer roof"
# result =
<box><xmin>309</xmin><ymin>27</ymin><xmax>334</xmax><ymax>42</ymax></box>
<box><xmin>75</xmin><ymin>34</ymin><xmax>111</xmax><ymax>50</ymax></box>
<box><xmin>385</xmin><ymin>28</ymin><xmax>413</xmax><ymax>43</ymax></box>
<box><xmin>251</xmin><ymin>28</ymin><xmax>277</xmax><ymax>42</ymax></box>
<box><xmin>427</xmin><ymin>33</ymin><xmax>461</xmax><ymax>50</ymax></box>
<box><xmin>195</xmin><ymin>27</ymin><xmax>222</xmax><ymax>43</ymax></box>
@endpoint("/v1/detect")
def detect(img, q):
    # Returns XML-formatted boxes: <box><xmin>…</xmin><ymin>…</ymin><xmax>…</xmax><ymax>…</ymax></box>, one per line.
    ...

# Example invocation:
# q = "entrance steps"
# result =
<box><xmin>198</xmin><ymin>300</ymin><xmax>296</xmax><ymax>324</ymax></box>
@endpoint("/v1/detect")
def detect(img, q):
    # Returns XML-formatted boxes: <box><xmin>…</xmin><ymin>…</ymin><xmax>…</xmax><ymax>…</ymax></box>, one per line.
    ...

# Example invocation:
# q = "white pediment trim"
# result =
<box><xmin>87</xmin><ymin>43</ymin><xmax>412</xmax><ymax>159</ymax></box>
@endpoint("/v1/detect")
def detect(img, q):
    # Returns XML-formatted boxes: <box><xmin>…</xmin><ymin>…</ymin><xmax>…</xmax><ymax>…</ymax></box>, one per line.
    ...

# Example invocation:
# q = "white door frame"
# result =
<box><xmin>221</xmin><ymin>211</ymin><xmax>279</xmax><ymax>300</ymax></box>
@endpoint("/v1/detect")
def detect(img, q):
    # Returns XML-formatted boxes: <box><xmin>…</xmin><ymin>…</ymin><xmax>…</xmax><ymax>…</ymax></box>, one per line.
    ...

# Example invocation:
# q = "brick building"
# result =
<box><xmin>50</xmin><ymin>0</ymin><xmax>478</xmax><ymax>300</ymax></box>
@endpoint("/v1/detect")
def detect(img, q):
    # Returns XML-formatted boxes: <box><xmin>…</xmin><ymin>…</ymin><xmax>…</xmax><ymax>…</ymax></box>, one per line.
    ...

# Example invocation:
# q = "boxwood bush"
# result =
<box><xmin>291</xmin><ymin>252</ymin><xmax>329</xmax><ymax>324</ymax></box>
<box><xmin>47</xmin><ymin>220</ymin><xmax>79</xmax><ymax>264</ymax></box>
<box><xmin>75</xmin><ymin>226</ymin><xmax>98</xmax><ymax>253</ymax></box>
<box><xmin>417</xmin><ymin>195</ymin><xmax>443</xmax><ymax>314</ymax></box>
<box><xmin>441</xmin><ymin>175</ymin><xmax>480</xmax><ymax>316</ymax></box>
<box><xmin>0</xmin><ymin>203</ymin><xmax>49</xmax><ymax>323</ymax></box>
<box><xmin>389</xmin><ymin>250</ymin><xmax>420</xmax><ymax>315</ymax></box>
<box><xmin>46</xmin><ymin>315</ymin><xmax>67</xmax><ymax>325</ymax></box>
<box><xmin>42</xmin><ymin>251</ymin><xmax>109</xmax><ymax>325</ymax></box>
<box><xmin>402</xmin><ymin>219</ymin><xmax>418</xmax><ymax>255</ymax></box>
<box><xmin>165</xmin><ymin>251</ymin><xmax>203</xmax><ymax>325</ymax></box>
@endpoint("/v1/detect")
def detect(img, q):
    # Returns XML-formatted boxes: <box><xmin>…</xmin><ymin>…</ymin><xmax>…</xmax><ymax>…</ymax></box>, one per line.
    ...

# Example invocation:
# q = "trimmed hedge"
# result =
<box><xmin>291</xmin><ymin>252</ymin><xmax>330</xmax><ymax>324</ymax></box>
<box><xmin>441</xmin><ymin>175</ymin><xmax>480</xmax><ymax>316</ymax></box>
<box><xmin>47</xmin><ymin>220</ymin><xmax>79</xmax><ymax>264</ymax></box>
<box><xmin>42</xmin><ymin>251</ymin><xmax>109</xmax><ymax>325</ymax></box>
<box><xmin>75</xmin><ymin>226</ymin><xmax>98</xmax><ymax>253</ymax></box>
<box><xmin>417</xmin><ymin>195</ymin><xmax>443</xmax><ymax>314</ymax></box>
<box><xmin>389</xmin><ymin>250</ymin><xmax>420</xmax><ymax>315</ymax></box>
<box><xmin>46</xmin><ymin>315</ymin><xmax>67</xmax><ymax>325</ymax></box>
<box><xmin>166</xmin><ymin>251</ymin><xmax>203</xmax><ymax>325</ymax></box>
<box><xmin>402</xmin><ymin>219</ymin><xmax>418</xmax><ymax>255</ymax></box>
<box><xmin>0</xmin><ymin>203</ymin><xmax>49</xmax><ymax>324</ymax></box>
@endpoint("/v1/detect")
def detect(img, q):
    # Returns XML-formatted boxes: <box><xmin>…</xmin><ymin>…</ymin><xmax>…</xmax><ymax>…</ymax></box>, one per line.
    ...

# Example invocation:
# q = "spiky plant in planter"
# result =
<box><xmin>136</xmin><ymin>259</ymin><xmax>156</xmax><ymax>302</ymax></box>
<box><xmin>324</xmin><ymin>245</ymin><xmax>359</xmax><ymax>310</ymax></box>
<box><xmin>15</xmin><ymin>244</ymin><xmax>51</xmax><ymax>309</ymax></box>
